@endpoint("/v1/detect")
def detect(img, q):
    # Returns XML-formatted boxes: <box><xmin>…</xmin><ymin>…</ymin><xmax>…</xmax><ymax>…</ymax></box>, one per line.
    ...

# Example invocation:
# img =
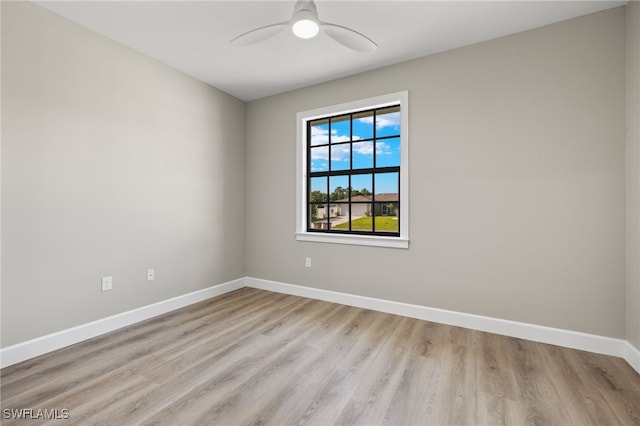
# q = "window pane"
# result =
<box><xmin>330</xmin><ymin>175</ymin><xmax>349</xmax><ymax>202</ymax></box>
<box><xmin>373</xmin><ymin>203</ymin><xmax>399</xmax><ymax>232</ymax></box>
<box><xmin>353</xmin><ymin>111</ymin><xmax>374</xmax><ymax>140</ymax></box>
<box><xmin>351</xmin><ymin>174</ymin><xmax>372</xmax><ymax>200</ymax></box>
<box><xmin>310</xmin><ymin>204</ymin><xmax>330</xmax><ymax>229</ymax></box>
<box><xmin>348</xmin><ymin>205</ymin><xmax>372</xmax><ymax>231</ymax></box>
<box><xmin>374</xmin><ymin>201</ymin><xmax>399</xmax><ymax>216</ymax></box>
<box><xmin>376</xmin><ymin>106</ymin><xmax>401</xmax><ymax>138</ymax></box>
<box><xmin>310</xmin><ymin>146</ymin><xmax>329</xmax><ymax>172</ymax></box>
<box><xmin>330</xmin><ymin>115</ymin><xmax>350</xmax><ymax>143</ymax></box>
<box><xmin>330</xmin><ymin>205</ymin><xmax>350</xmax><ymax>231</ymax></box>
<box><xmin>331</xmin><ymin>144</ymin><xmax>350</xmax><ymax>171</ymax></box>
<box><xmin>310</xmin><ymin>177</ymin><xmax>327</xmax><ymax>202</ymax></box>
<box><xmin>374</xmin><ymin>172</ymin><xmax>399</xmax><ymax>198</ymax></box>
<box><xmin>352</xmin><ymin>141</ymin><xmax>373</xmax><ymax>169</ymax></box>
<box><xmin>310</xmin><ymin>119</ymin><xmax>329</xmax><ymax>146</ymax></box>
<box><xmin>375</xmin><ymin>137</ymin><xmax>400</xmax><ymax>167</ymax></box>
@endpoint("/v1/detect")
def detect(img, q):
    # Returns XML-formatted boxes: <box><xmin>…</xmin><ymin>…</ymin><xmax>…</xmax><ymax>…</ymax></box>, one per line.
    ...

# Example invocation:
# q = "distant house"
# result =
<box><xmin>315</xmin><ymin>204</ymin><xmax>340</xmax><ymax>219</ymax></box>
<box><xmin>314</xmin><ymin>193</ymin><xmax>399</xmax><ymax>221</ymax></box>
<box><xmin>333</xmin><ymin>193</ymin><xmax>399</xmax><ymax>218</ymax></box>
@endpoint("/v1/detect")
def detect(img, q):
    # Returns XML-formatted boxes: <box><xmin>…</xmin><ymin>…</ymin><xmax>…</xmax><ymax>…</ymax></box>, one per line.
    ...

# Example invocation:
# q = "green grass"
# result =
<box><xmin>333</xmin><ymin>216</ymin><xmax>398</xmax><ymax>231</ymax></box>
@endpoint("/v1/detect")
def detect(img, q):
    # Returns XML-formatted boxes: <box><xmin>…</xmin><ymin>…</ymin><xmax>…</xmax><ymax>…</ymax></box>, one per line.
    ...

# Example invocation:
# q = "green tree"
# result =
<box><xmin>330</xmin><ymin>186</ymin><xmax>346</xmax><ymax>201</ymax></box>
<box><xmin>310</xmin><ymin>190</ymin><xmax>326</xmax><ymax>202</ymax></box>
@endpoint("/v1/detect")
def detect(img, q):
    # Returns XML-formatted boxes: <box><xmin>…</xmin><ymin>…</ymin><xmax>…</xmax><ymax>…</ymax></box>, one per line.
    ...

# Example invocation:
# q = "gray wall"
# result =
<box><xmin>246</xmin><ymin>8</ymin><xmax>627</xmax><ymax>338</ymax></box>
<box><xmin>2</xmin><ymin>2</ymin><xmax>633</xmax><ymax>349</ymax></box>
<box><xmin>1</xmin><ymin>2</ymin><xmax>246</xmax><ymax>347</ymax></box>
<box><xmin>627</xmin><ymin>1</ymin><xmax>640</xmax><ymax>351</ymax></box>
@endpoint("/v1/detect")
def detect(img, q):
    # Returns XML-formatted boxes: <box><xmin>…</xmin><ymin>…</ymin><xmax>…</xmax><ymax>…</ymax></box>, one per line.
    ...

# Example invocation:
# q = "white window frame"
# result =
<box><xmin>296</xmin><ymin>91</ymin><xmax>409</xmax><ymax>249</ymax></box>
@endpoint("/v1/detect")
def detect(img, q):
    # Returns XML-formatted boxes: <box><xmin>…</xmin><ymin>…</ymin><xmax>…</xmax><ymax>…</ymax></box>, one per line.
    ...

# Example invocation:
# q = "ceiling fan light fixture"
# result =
<box><xmin>292</xmin><ymin>18</ymin><xmax>319</xmax><ymax>39</ymax></box>
<box><xmin>230</xmin><ymin>0</ymin><xmax>377</xmax><ymax>52</ymax></box>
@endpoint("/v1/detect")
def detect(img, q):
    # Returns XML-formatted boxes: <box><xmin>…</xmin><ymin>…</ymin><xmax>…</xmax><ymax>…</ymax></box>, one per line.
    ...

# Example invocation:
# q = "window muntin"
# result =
<box><xmin>306</xmin><ymin>105</ymin><xmax>402</xmax><ymax>237</ymax></box>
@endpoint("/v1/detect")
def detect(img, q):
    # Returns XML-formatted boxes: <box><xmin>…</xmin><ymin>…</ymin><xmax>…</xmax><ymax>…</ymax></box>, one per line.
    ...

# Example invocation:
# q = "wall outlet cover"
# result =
<box><xmin>101</xmin><ymin>276</ymin><xmax>113</xmax><ymax>292</ymax></box>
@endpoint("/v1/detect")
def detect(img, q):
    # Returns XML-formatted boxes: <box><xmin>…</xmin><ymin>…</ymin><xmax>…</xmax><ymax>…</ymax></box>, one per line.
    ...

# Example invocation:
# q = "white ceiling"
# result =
<box><xmin>36</xmin><ymin>0</ymin><xmax>626</xmax><ymax>101</ymax></box>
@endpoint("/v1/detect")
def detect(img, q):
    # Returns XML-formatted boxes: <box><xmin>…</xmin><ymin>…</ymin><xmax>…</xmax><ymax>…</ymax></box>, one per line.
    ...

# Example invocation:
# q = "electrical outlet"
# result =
<box><xmin>305</xmin><ymin>257</ymin><xmax>311</xmax><ymax>268</ymax></box>
<box><xmin>101</xmin><ymin>276</ymin><xmax>113</xmax><ymax>292</ymax></box>
<box><xmin>147</xmin><ymin>269</ymin><xmax>155</xmax><ymax>281</ymax></box>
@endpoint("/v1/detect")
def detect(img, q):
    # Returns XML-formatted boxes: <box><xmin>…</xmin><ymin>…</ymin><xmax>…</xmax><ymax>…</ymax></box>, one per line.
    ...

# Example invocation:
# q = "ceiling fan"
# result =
<box><xmin>230</xmin><ymin>0</ymin><xmax>377</xmax><ymax>53</ymax></box>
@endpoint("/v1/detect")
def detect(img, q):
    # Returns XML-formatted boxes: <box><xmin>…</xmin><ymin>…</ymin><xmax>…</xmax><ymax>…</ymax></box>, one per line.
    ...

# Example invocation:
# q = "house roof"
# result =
<box><xmin>335</xmin><ymin>193</ymin><xmax>398</xmax><ymax>203</ymax></box>
<box><xmin>376</xmin><ymin>193</ymin><xmax>399</xmax><ymax>202</ymax></box>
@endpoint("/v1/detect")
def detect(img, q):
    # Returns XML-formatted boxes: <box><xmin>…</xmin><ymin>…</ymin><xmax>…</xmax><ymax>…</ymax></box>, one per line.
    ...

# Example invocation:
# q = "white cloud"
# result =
<box><xmin>356</xmin><ymin>111</ymin><xmax>400</xmax><ymax>131</ymax></box>
<box><xmin>311</xmin><ymin>126</ymin><xmax>329</xmax><ymax>146</ymax></box>
<box><xmin>352</xmin><ymin>141</ymin><xmax>392</xmax><ymax>156</ymax></box>
<box><xmin>376</xmin><ymin>141</ymin><xmax>392</xmax><ymax>155</ymax></box>
<box><xmin>356</xmin><ymin>116</ymin><xmax>373</xmax><ymax>124</ymax></box>
<box><xmin>377</xmin><ymin>112</ymin><xmax>401</xmax><ymax>130</ymax></box>
<box><xmin>311</xmin><ymin>145</ymin><xmax>350</xmax><ymax>162</ymax></box>
<box><xmin>353</xmin><ymin>142</ymin><xmax>373</xmax><ymax>155</ymax></box>
<box><xmin>311</xmin><ymin>125</ymin><xmax>351</xmax><ymax>145</ymax></box>
<box><xmin>310</xmin><ymin>119</ymin><xmax>396</xmax><ymax>169</ymax></box>
<box><xmin>331</xmin><ymin>144</ymin><xmax>350</xmax><ymax>162</ymax></box>
<box><xmin>332</xmin><ymin>135</ymin><xmax>350</xmax><ymax>143</ymax></box>
<box><xmin>312</xmin><ymin>111</ymin><xmax>399</xmax><ymax>148</ymax></box>
<box><xmin>311</xmin><ymin>146</ymin><xmax>328</xmax><ymax>160</ymax></box>
<box><xmin>313</xmin><ymin>141</ymin><xmax>393</xmax><ymax>164</ymax></box>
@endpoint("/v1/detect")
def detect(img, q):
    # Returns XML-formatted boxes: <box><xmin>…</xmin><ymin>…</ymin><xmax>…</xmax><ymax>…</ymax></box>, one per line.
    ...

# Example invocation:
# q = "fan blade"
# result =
<box><xmin>230</xmin><ymin>22</ymin><xmax>288</xmax><ymax>46</ymax></box>
<box><xmin>321</xmin><ymin>23</ymin><xmax>377</xmax><ymax>53</ymax></box>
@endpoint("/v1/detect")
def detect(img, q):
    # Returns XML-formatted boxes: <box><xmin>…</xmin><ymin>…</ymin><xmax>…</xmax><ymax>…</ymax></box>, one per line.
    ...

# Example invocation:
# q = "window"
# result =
<box><xmin>296</xmin><ymin>92</ymin><xmax>409</xmax><ymax>248</ymax></box>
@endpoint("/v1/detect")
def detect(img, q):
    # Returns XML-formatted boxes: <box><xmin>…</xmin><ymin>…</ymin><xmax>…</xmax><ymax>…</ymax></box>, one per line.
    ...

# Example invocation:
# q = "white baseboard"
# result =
<box><xmin>3</xmin><ymin>276</ymin><xmax>639</xmax><ymax>376</ymax></box>
<box><xmin>0</xmin><ymin>278</ymin><xmax>246</xmax><ymax>368</ymax></box>
<box><xmin>624</xmin><ymin>341</ymin><xmax>640</xmax><ymax>374</ymax></box>
<box><xmin>246</xmin><ymin>277</ymin><xmax>640</xmax><ymax>375</ymax></box>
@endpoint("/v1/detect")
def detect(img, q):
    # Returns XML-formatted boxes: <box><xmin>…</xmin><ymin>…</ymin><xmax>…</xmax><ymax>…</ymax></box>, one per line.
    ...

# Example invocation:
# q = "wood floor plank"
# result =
<box><xmin>2</xmin><ymin>287</ymin><xmax>639</xmax><ymax>425</ymax></box>
<box><xmin>0</xmin><ymin>288</ymin><xmax>262</xmax><ymax>387</ymax></box>
<box><xmin>383</xmin><ymin>346</ymin><xmax>441</xmax><ymax>425</ymax></box>
<box><xmin>235</xmin><ymin>304</ymin><xmax>364</xmax><ymax>425</ymax></box>
<box><xmin>428</xmin><ymin>342</ymin><xmax>478</xmax><ymax>425</ymax></box>
<box><xmin>539</xmin><ymin>344</ymin><xmax>625</xmax><ymax>425</ymax></box>
<box><xmin>335</xmin><ymin>316</ymin><xmax>416</xmax><ymax>425</ymax></box>
<box><xmin>80</xmin><ymin>298</ymin><xmax>327</xmax><ymax>424</ymax></box>
<box><xmin>572</xmin><ymin>349</ymin><xmax>640</xmax><ymax>424</ymax></box>
<box><xmin>477</xmin><ymin>332</ymin><xmax>520</xmax><ymax>400</ymax></box>
<box><xmin>291</xmin><ymin>310</ymin><xmax>403</xmax><ymax>425</ymax></box>
<box><xmin>140</xmin><ymin>299</ymin><xmax>346</xmax><ymax>425</ymax></box>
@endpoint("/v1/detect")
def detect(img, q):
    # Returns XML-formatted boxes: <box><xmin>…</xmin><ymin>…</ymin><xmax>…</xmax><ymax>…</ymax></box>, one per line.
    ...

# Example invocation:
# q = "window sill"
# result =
<box><xmin>295</xmin><ymin>232</ymin><xmax>409</xmax><ymax>249</ymax></box>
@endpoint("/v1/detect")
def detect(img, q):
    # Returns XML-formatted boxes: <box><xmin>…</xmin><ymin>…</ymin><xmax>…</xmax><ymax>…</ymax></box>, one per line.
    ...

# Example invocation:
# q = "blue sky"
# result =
<box><xmin>310</xmin><ymin>109</ymin><xmax>401</xmax><ymax>196</ymax></box>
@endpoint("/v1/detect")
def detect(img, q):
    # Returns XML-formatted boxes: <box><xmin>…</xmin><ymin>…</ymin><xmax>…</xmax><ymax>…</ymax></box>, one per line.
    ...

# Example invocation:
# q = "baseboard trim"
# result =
<box><xmin>0</xmin><ymin>278</ymin><xmax>246</xmax><ymax>368</ymax></box>
<box><xmin>246</xmin><ymin>277</ymin><xmax>640</xmax><ymax>374</ymax></box>
<box><xmin>624</xmin><ymin>341</ymin><xmax>640</xmax><ymax>374</ymax></box>
<box><xmin>3</xmin><ymin>276</ymin><xmax>639</xmax><ymax>376</ymax></box>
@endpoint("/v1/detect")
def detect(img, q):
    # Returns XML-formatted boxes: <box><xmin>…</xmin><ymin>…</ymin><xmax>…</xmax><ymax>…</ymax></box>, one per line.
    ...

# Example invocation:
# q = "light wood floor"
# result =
<box><xmin>2</xmin><ymin>288</ymin><xmax>639</xmax><ymax>425</ymax></box>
